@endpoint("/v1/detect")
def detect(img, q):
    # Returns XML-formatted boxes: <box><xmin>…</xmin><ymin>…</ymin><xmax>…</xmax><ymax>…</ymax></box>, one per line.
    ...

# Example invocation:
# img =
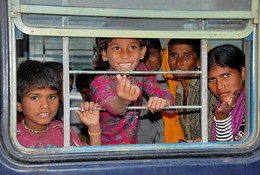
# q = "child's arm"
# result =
<box><xmin>76</xmin><ymin>102</ymin><xmax>101</xmax><ymax>146</ymax></box>
<box><xmin>109</xmin><ymin>74</ymin><xmax>140</xmax><ymax>114</ymax></box>
<box><xmin>142</xmin><ymin>72</ymin><xmax>174</xmax><ymax>114</ymax></box>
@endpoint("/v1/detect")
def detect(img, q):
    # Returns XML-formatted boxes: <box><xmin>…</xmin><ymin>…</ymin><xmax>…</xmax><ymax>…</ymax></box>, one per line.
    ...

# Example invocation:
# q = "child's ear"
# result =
<box><xmin>140</xmin><ymin>46</ymin><xmax>147</xmax><ymax>60</ymax></box>
<box><xmin>160</xmin><ymin>49</ymin><xmax>165</xmax><ymax>59</ymax></box>
<box><xmin>101</xmin><ymin>50</ymin><xmax>108</xmax><ymax>61</ymax></box>
<box><xmin>196</xmin><ymin>59</ymin><xmax>201</xmax><ymax>69</ymax></box>
<box><xmin>241</xmin><ymin>66</ymin><xmax>245</xmax><ymax>81</ymax></box>
<box><xmin>17</xmin><ymin>102</ymin><xmax>23</xmax><ymax>112</ymax></box>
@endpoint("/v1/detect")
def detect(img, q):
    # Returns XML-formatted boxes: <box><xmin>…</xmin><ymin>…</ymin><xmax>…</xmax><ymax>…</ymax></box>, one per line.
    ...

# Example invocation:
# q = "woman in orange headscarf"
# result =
<box><xmin>162</xmin><ymin>39</ymin><xmax>216</xmax><ymax>143</ymax></box>
<box><xmin>161</xmin><ymin>43</ymin><xmax>185</xmax><ymax>143</ymax></box>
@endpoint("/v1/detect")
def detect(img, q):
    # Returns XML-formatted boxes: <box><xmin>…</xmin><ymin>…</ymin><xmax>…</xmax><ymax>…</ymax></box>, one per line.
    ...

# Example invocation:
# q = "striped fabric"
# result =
<box><xmin>214</xmin><ymin>113</ymin><xmax>233</xmax><ymax>141</ymax></box>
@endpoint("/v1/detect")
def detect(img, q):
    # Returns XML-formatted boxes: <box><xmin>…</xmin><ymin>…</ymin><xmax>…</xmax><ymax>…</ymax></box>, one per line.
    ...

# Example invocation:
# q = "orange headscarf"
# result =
<box><xmin>162</xmin><ymin>45</ymin><xmax>185</xmax><ymax>143</ymax></box>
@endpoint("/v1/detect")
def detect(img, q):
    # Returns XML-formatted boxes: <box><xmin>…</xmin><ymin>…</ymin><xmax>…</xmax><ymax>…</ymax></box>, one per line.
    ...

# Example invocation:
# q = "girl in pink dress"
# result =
<box><xmin>91</xmin><ymin>38</ymin><xmax>175</xmax><ymax>145</ymax></box>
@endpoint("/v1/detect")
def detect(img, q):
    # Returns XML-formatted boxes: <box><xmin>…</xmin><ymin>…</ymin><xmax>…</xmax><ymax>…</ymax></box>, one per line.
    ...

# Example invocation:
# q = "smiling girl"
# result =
<box><xmin>91</xmin><ymin>38</ymin><xmax>175</xmax><ymax>145</ymax></box>
<box><xmin>208</xmin><ymin>44</ymin><xmax>245</xmax><ymax>142</ymax></box>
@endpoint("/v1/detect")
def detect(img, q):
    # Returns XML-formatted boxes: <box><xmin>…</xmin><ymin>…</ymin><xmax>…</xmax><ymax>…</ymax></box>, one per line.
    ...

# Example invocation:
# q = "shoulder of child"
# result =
<box><xmin>135</xmin><ymin>62</ymin><xmax>149</xmax><ymax>71</ymax></box>
<box><xmin>16</xmin><ymin>122</ymin><xmax>23</xmax><ymax>135</ymax></box>
<box><xmin>49</xmin><ymin>120</ymin><xmax>82</xmax><ymax>138</ymax></box>
<box><xmin>49</xmin><ymin>120</ymin><xmax>64</xmax><ymax>130</ymax></box>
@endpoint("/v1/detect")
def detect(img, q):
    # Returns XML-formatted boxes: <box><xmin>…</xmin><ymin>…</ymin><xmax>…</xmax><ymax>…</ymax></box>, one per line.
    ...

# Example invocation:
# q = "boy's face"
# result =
<box><xmin>101</xmin><ymin>38</ymin><xmax>147</xmax><ymax>71</ymax></box>
<box><xmin>17</xmin><ymin>87</ymin><xmax>59</xmax><ymax>131</ymax></box>
<box><xmin>144</xmin><ymin>48</ymin><xmax>162</xmax><ymax>71</ymax></box>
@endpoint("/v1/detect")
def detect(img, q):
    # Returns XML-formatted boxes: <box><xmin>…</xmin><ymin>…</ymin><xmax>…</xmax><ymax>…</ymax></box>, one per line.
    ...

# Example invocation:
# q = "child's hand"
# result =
<box><xmin>75</xmin><ymin>101</ymin><xmax>101</xmax><ymax>132</ymax></box>
<box><xmin>214</xmin><ymin>90</ymin><xmax>240</xmax><ymax>120</ymax></box>
<box><xmin>116</xmin><ymin>74</ymin><xmax>140</xmax><ymax>103</ymax></box>
<box><xmin>146</xmin><ymin>97</ymin><xmax>171</xmax><ymax>113</ymax></box>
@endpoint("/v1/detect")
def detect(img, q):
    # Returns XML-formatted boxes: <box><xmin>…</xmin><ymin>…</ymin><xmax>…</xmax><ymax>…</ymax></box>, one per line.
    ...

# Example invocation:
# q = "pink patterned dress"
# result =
<box><xmin>90</xmin><ymin>62</ymin><xmax>174</xmax><ymax>145</ymax></box>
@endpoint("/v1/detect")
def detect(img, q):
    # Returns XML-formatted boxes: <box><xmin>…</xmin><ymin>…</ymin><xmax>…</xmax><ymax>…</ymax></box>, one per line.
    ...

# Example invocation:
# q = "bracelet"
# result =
<box><xmin>88</xmin><ymin>130</ymin><xmax>102</xmax><ymax>136</ymax></box>
<box><xmin>120</xmin><ymin>109</ymin><xmax>126</xmax><ymax>115</ymax></box>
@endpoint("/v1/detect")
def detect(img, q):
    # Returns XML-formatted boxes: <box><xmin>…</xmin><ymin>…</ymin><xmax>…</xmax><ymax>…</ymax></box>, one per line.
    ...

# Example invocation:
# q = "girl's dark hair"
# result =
<box><xmin>208</xmin><ymin>44</ymin><xmax>245</xmax><ymax>72</ymax></box>
<box><xmin>93</xmin><ymin>38</ymin><xmax>149</xmax><ymax>70</ymax></box>
<box><xmin>17</xmin><ymin>60</ymin><xmax>62</xmax><ymax>102</ymax></box>
<box><xmin>168</xmin><ymin>39</ymin><xmax>201</xmax><ymax>59</ymax></box>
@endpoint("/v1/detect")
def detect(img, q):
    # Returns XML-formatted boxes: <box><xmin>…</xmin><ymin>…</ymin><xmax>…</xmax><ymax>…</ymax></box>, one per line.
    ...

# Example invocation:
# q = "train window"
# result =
<box><xmin>5</xmin><ymin>0</ymin><xmax>259</xmax><ymax>164</ymax></box>
<box><xmin>20</xmin><ymin>0</ymin><xmax>250</xmax><ymax>10</ymax></box>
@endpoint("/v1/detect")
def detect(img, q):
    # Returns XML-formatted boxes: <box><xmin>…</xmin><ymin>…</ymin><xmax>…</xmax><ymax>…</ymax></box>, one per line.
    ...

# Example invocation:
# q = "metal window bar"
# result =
<box><xmin>200</xmin><ymin>39</ymin><xmax>208</xmax><ymax>143</ymax></box>
<box><xmin>63</xmin><ymin>37</ymin><xmax>70</xmax><ymax>147</ymax></box>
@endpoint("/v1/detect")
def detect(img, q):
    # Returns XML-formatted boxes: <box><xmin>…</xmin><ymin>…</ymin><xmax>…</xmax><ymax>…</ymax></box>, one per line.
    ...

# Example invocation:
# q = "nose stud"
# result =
<box><xmin>222</xmin><ymin>84</ymin><xmax>226</xmax><ymax>88</ymax></box>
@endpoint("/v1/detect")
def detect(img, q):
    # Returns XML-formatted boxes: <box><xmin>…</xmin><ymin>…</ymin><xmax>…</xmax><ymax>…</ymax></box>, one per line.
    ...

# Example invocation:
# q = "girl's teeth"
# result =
<box><xmin>119</xmin><ymin>63</ymin><xmax>131</xmax><ymax>68</ymax></box>
<box><xmin>40</xmin><ymin>113</ymin><xmax>49</xmax><ymax>116</ymax></box>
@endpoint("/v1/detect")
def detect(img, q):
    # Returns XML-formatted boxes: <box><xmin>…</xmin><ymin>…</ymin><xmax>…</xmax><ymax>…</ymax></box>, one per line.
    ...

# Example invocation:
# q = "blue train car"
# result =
<box><xmin>0</xmin><ymin>0</ymin><xmax>259</xmax><ymax>174</ymax></box>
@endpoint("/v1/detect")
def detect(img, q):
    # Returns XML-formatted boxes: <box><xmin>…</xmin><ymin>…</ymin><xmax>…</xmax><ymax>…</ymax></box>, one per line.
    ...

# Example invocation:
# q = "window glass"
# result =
<box><xmin>19</xmin><ymin>35</ymin><xmax>94</xmax><ymax>70</ymax></box>
<box><xmin>21</xmin><ymin>15</ymin><xmax>249</xmax><ymax>32</ymax></box>
<box><xmin>21</xmin><ymin>0</ymin><xmax>251</xmax><ymax>11</ymax></box>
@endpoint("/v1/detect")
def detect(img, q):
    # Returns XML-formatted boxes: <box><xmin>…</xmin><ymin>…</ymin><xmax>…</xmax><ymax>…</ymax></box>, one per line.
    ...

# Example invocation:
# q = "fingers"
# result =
<box><xmin>79</xmin><ymin>101</ymin><xmax>99</xmax><ymax>115</ymax></box>
<box><xmin>230</xmin><ymin>90</ymin><xmax>241</xmax><ymax>107</ymax></box>
<box><xmin>116</xmin><ymin>74</ymin><xmax>140</xmax><ymax>101</ymax></box>
<box><xmin>147</xmin><ymin>97</ymin><xmax>167</xmax><ymax>113</ymax></box>
<box><xmin>116</xmin><ymin>74</ymin><xmax>125</xmax><ymax>91</ymax></box>
<box><xmin>185</xmin><ymin>138</ymin><xmax>202</xmax><ymax>143</ymax></box>
<box><xmin>131</xmin><ymin>85</ymin><xmax>140</xmax><ymax>100</ymax></box>
<box><xmin>223</xmin><ymin>89</ymin><xmax>241</xmax><ymax>108</ymax></box>
<box><xmin>76</xmin><ymin>101</ymin><xmax>100</xmax><ymax>127</ymax></box>
<box><xmin>214</xmin><ymin>102</ymin><xmax>231</xmax><ymax>120</ymax></box>
<box><xmin>116</xmin><ymin>74</ymin><xmax>131</xmax><ymax>93</ymax></box>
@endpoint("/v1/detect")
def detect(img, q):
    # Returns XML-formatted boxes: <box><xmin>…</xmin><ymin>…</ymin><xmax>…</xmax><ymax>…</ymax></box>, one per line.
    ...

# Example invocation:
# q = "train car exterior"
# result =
<box><xmin>0</xmin><ymin>0</ymin><xmax>259</xmax><ymax>174</ymax></box>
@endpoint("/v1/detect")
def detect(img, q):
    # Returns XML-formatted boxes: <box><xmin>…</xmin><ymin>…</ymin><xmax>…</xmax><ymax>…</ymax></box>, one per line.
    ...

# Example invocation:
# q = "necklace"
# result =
<box><xmin>22</xmin><ymin>120</ymin><xmax>48</xmax><ymax>134</ymax></box>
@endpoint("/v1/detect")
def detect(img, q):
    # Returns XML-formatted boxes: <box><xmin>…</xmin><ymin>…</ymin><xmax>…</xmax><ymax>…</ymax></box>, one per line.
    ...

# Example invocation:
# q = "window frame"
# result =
<box><xmin>6</xmin><ymin>0</ymin><xmax>260</xmax><ymax>164</ymax></box>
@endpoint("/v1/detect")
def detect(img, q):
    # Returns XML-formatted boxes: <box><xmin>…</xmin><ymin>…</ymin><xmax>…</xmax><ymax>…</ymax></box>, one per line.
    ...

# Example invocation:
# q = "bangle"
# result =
<box><xmin>88</xmin><ymin>130</ymin><xmax>102</xmax><ymax>135</ymax></box>
<box><xmin>120</xmin><ymin>109</ymin><xmax>126</xmax><ymax>115</ymax></box>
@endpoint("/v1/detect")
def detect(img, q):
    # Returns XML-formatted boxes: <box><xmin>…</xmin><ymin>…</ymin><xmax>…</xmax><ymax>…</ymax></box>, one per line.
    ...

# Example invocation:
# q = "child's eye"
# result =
<box><xmin>223</xmin><ymin>73</ymin><xmax>230</xmax><ymax>78</ymax></box>
<box><xmin>49</xmin><ymin>95</ymin><xmax>57</xmax><ymax>100</ymax></box>
<box><xmin>112</xmin><ymin>47</ymin><xmax>120</xmax><ymax>50</ymax></box>
<box><xmin>31</xmin><ymin>96</ymin><xmax>39</xmax><ymax>100</ymax></box>
<box><xmin>130</xmin><ymin>45</ymin><xmax>138</xmax><ymax>50</ymax></box>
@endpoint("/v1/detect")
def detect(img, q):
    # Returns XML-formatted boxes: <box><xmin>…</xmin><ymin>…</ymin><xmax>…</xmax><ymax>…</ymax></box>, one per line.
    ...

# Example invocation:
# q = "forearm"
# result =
<box><xmin>214</xmin><ymin>113</ymin><xmax>233</xmax><ymax>142</ymax></box>
<box><xmin>105</xmin><ymin>96</ymin><xmax>131</xmax><ymax>114</ymax></box>
<box><xmin>89</xmin><ymin>134</ymin><xmax>102</xmax><ymax>146</ymax></box>
<box><xmin>88</xmin><ymin>124</ymin><xmax>102</xmax><ymax>146</ymax></box>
